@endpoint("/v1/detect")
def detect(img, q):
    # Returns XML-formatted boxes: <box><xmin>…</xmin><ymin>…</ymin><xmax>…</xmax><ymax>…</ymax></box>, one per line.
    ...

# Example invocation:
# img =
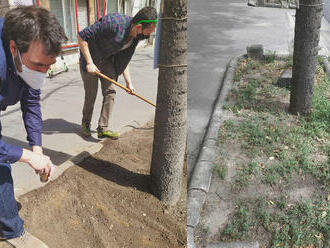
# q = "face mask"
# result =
<box><xmin>16</xmin><ymin>50</ymin><xmax>47</xmax><ymax>90</ymax></box>
<box><xmin>136</xmin><ymin>33</ymin><xmax>150</xmax><ymax>41</ymax></box>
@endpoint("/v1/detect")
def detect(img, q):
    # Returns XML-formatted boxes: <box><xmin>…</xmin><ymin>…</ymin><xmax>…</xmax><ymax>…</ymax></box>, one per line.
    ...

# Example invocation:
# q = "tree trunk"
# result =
<box><xmin>289</xmin><ymin>0</ymin><xmax>323</xmax><ymax>115</ymax></box>
<box><xmin>150</xmin><ymin>0</ymin><xmax>187</xmax><ymax>205</ymax></box>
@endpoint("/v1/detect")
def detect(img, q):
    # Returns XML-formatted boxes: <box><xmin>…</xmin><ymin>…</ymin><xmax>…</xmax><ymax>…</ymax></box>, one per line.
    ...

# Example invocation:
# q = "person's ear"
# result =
<box><xmin>9</xmin><ymin>40</ymin><xmax>22</xmax><ymax>71</ymax></box>
<box><xmin>9</xmin><ymin>40</ymin><xmax>18</xmax><ymax>57</ymax></box>
<box><xmin>136</xmin><ymin>24</ymin><xmax>143</xmax><ymax>33</ymax></box>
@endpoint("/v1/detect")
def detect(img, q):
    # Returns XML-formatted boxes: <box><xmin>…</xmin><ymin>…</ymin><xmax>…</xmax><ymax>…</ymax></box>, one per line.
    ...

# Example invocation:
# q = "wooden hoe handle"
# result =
<box><xmin>95</xmin><ymin>71</ymin><xmax>156</xmax><ymax>107</ymax></box>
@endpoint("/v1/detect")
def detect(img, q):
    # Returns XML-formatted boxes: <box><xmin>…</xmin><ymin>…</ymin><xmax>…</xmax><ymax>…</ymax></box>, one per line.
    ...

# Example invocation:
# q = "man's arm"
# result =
<box><xmin>19</xmin><ymin>88</ymin><xmax>55</xmax><ymax>179</ymax></box>
<box><xmin>0</xmin><ymin>138</ymin><xmax>23</xmax><ymax>164</ymax></box>
<box><xmin>77</xmin><ymin>34</ymin><xmax>100</xmax><ymax>74</ymax></box>
<box><xmin>122</xmin><ymin>65</ymin><xmax>135</xmax><ymax>94</ymax></box>
<box><xmin>20</xmin><ymin>87</ymin><xmax>42</xmax><ymax>148</ymax></box>
<box><xmin>0</xmin><ymin>138</ymin><xmax>53</xmax><ymax>177</ymax></box>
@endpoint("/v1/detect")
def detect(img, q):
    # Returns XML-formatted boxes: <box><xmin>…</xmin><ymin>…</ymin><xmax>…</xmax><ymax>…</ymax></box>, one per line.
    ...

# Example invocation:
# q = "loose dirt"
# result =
<box><xmin>1</xmin><ymin>122</ymin><xmax>186</xmax><ymax>248</ymax></box>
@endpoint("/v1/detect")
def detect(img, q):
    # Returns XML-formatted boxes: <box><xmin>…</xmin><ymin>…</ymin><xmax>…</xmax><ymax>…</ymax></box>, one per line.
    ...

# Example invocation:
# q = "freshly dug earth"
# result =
<box><xmin>4</xmin><ymin>122</ymin><xmax>186</xmax><ymax>248</ymax></box>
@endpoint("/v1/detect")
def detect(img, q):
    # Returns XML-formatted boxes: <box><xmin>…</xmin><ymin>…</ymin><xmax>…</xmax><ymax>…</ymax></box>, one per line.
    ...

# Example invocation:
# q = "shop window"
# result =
<box><xmin>107</xmin><ymin>0</ymin><xmax>118</xmax><ymax>14</ymax></box>
<box><xmin>39</xmin><ymin>0</ymin><xmax>79</xmax><ymax>44</ymax></box>
<box><xmin>77</xmin><ymin>0</ymin><xmax>88</xmax><ymax>31</ymax></box>
<box><xmin>96</xmin><ymin>0</ymin><xmax>119</xmax><ymax>20</ymax></box>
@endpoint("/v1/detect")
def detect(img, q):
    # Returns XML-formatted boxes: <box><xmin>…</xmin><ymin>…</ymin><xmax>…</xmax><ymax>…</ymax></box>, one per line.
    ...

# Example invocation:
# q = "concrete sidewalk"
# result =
<box><xmin>2</xmin><ymin>46</ymin><xmax>158</xmax><ymax>197</ymax></box>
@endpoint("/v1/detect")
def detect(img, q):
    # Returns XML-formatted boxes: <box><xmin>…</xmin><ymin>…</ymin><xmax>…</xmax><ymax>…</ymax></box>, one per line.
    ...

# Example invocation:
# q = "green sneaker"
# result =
<box><xmin>97</xmin><ymin>130</ymin><xmax>120</xmax><ymax>139</ymax></box>
<box><xmin>81</xmin><ymin>123</ymin><xmax>91</xmax><ymax>137</ymax></box>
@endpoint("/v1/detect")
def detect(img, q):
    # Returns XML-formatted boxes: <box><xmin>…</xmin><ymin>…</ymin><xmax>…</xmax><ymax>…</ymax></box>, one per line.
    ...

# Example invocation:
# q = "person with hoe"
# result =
<box><xmin>0</xmin><ymin>5</ymin><xmax>67</xmax><ymax>247</ymax></box>
<box><xmin>78</xmin><ymin>6</ymin><xmax>157</xmax><ymax>139</ymax></box>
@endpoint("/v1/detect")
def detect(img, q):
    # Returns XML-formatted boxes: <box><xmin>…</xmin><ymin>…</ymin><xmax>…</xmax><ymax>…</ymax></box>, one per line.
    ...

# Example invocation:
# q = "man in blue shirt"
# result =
<box><xmin>78</xmin><ymin>7</ymin><xmax>157</xmax><ymax>139</ymax></box>
<box><xmin>0</xmin><ymin>6</ymin><xmax>67</xmax><ymax>248</ymax></box>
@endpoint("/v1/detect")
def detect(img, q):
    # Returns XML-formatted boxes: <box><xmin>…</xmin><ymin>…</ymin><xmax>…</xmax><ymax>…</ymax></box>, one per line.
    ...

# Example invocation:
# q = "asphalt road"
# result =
<box><xmin>324</xmin><ymin>0</ymin><xmax>330</xmax><ymax>23</ymax></box>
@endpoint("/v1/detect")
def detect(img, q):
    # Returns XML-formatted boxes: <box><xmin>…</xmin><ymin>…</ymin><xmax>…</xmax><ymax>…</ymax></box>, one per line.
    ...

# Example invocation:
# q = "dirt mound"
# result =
<box><xmin>3</xmin><ymin>123</ymin><xmax>186</xmax><ymax>248</ymax></box>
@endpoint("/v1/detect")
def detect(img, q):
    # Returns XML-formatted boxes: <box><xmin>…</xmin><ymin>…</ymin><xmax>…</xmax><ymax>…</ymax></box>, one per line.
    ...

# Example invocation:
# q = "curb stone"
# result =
<box><xmin>187</xmin><ymin>226</ymin><xmax>197</xmax><ymax>248</ymax></box>
<box><xmin>187</xmin><ymin>189</ymin><xmax>207</xmax><ymax>227</ymax></box>
<box><xmin>278</xmin><ymin>69</ymin><xmax>292</xmax><ymax>88</ymax></box>
<box><xmin>187</xmin><ymin>55</ymin><xmax>243</xmax><ymax>248</ymax></box>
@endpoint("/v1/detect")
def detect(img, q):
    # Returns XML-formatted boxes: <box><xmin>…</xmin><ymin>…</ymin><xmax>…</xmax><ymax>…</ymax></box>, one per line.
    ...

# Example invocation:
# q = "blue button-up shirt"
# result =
<box><xmin>0</xmin><ymin>18</ymin><xmax>42</xmax><ymax>165</ymax></box>
<box><xmin>79</xmin><ymin>13</ymin><xmax>139</xmax><ymax>75</ymax></box>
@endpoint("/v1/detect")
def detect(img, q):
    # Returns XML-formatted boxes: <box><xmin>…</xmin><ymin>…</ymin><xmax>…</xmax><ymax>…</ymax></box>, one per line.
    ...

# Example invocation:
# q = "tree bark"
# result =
<box><xmin>150</xmin><ymin>0</ymin><xmax>187</xmax><ymax>205</ymax></box>
<box><xmin>289</xmin><ymin>0</ymin><xmax>323</xmax><ymax>115</ymax></box>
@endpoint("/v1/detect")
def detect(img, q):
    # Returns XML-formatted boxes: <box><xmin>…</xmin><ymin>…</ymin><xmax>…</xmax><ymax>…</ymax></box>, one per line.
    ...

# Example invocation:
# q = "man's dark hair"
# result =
<box><xmin>131</xmin><ymin>6</ymin><xmax>157</xmax><ymax>29</ymax></box>
<box><xmin>3</xmin><ymin>6</ymin><xmax>67</xmax><ymax>56</ymax></box>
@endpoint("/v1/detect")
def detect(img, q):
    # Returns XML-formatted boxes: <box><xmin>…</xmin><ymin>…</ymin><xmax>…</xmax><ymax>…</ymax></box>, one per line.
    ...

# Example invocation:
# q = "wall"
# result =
<box><xmin>0</xmin><ymin>0</ymin><xmax>10</xmax><ymax>17</ymax></box>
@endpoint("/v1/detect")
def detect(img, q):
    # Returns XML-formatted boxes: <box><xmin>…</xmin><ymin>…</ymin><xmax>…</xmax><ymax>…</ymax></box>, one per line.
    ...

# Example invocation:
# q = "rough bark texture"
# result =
<box><xmin>289</xmin><ymin>0</ymin><xmax>323</xmax><ymax>115</ymax></box>
<box><xmin>150</xmin><ymin>0</ymin><xmax>187</xmax><ymax>205</ymax></box>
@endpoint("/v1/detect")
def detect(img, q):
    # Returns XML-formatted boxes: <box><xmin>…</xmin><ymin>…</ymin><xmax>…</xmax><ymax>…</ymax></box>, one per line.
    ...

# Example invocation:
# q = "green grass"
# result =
<box><xmin>217</xmin><ymin>56</ymin><xmax>330</xmax><ymax>246</ymax></box>
<box><xmin>264</xmin><ymin>50</ymin><xmax>277</xmax><ymax>64</ymax></box>
<box><xmin>287</xmin><ymin>55</ymin><xmax>293</xmax><ymax>67</ymax></box>
<box><xmin>214</xmin><ymin>162</ymin><xmax>227</xmax><ymax>180</ymax></box>
<box><xmin>221</xmin><ymin>72</ymin><xmax>329</xmax><ymax>188</ymax></box>
<box><xmin>221</xmin><ymin>203</ymin><xmax>252</xmax><ymax>240</ymax></box>
<box><xmin>220</xmin><ymin>197</ymin><xmax>330</xmax><ymax>247</ymax></box>
<box><xmin>234</xmin><ymin>162</ymin><xmax>259</xmax><ymax>190</ymax></box>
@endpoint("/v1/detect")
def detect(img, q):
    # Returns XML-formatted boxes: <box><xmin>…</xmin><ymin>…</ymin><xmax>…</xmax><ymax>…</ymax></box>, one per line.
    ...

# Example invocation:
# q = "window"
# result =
<box><xmin>38</xmin><ymin>0</ymin><xmax>120</xmax><ymax>45</ymax></box>
<box><xmin>39</xmin><ymin>0</ymin><xmax>82</xmax><ymax>44</ymax></box>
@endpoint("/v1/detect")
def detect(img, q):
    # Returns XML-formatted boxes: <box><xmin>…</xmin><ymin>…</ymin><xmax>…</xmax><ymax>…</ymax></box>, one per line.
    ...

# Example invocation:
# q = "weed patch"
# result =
<box><xmin>215</xmin><ymin>57</ymin><xmax>330</xmax><ymax>247</ymax></box>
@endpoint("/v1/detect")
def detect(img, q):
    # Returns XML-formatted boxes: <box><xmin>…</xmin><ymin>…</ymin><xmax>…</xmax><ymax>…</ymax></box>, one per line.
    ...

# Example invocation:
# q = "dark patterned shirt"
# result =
<box><xmin>79</xmin><ymin>13</ymin><xmax>138</xmax><ymax>74</ymax></box>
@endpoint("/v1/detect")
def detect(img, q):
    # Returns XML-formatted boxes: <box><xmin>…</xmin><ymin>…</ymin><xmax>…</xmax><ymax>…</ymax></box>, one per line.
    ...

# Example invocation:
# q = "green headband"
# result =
<box><xmin>137</xmin><ymin>19</ymin><xmax>157</xmax><ymax>25</ymax></box>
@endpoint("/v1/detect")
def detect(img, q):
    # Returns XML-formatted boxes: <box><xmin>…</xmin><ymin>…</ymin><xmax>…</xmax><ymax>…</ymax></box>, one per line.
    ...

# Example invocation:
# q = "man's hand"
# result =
<box><xmin>86</xmin><ymin>63</ymin><xmax>100</xmax><ymax>75</ymax></box>
<box><xmin>123</xmin><ymin>66</ymin><xmax>134</xmax><ymax>94</ymax></box>
<box><xmin>32</xmin><ymin>146</ymin><xmax>44</xmax><ymax>175</ymax></box>
<box><xmin>126</xmin><ymin>83</ymin><xmax>135</xmax><ymax>95</ymax></box>
<box><xmin>20</xmin><ymin>149</ymin><xmax>55</xmax><ymax>180</ymax></box>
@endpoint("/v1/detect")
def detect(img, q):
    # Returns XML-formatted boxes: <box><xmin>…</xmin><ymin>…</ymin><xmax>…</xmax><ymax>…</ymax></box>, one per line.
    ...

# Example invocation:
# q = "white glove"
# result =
<box><xmin>20</xmin><ymin>149</ymin><xmax>55</xmax><ymax>179</ymax></box>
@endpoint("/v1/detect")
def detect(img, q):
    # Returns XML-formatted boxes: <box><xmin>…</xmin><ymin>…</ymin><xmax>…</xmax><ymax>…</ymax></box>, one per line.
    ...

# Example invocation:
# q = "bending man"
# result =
<box><xmin>78</xmin><ymin>6</ymin><xmax>157</xmax><ymax>139</ymax></box>
<box><xmin>0</xmin><ymin>6</ymin><xmax>67</xmax><ymax>248</ymax></box>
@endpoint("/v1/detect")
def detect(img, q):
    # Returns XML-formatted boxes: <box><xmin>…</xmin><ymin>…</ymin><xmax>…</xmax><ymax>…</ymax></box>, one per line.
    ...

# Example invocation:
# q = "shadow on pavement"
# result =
<box><xmin>2</xmin><ymin>136</ymin><xmax>71</xmax><ymax>165</ymax></box>
<box><xmin>42</xmin><ymin>118</ymin><xmax>100</xmax><ymax>143</ymax></box>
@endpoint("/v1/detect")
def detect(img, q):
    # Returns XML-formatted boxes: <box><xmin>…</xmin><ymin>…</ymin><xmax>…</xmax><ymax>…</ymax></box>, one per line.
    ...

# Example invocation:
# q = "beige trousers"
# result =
<box><xmin>80</xmin><ymin>61</ymin><xmax>118</xmax><ymax>131</ymax></box>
